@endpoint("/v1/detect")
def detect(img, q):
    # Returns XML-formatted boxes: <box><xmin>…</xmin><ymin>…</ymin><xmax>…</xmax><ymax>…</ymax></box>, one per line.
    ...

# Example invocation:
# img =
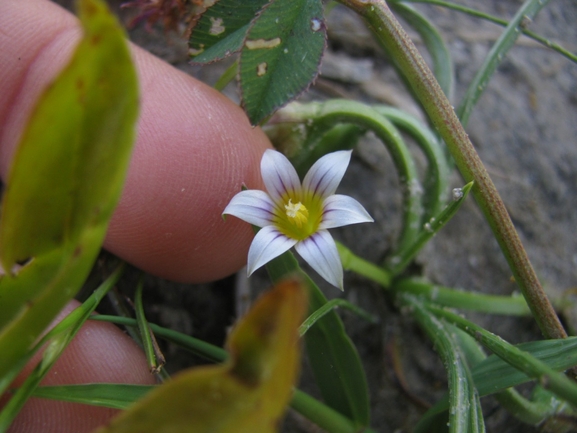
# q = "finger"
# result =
<box><xmin>2</xmin><ymin>300</ymin><xmax>156</xmax><ymax>433</ymax></box>
<box><xmin>0</xmin><ymin>0</ymin><xmax>271</xmax><ymax>283</ymax></box>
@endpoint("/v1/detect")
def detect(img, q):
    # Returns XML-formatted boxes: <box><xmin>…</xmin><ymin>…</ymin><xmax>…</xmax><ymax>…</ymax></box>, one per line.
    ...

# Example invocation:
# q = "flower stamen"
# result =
<box><xmin>285</xmin><ymin>199</ymin><xmax>309</xmax><ymax>228</ymax></box>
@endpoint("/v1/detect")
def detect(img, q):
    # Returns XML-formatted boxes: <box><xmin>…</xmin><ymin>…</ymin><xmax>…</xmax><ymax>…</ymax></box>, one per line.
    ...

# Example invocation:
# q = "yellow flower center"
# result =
<box><xmin>285</xmin><ymin>199</ymin><xmax>309</xmax><ymax>228</ymax></box>
<box><xmin>274</xmin><ymin>194</ymin><xmax>322</xmax><ymax>241</ymax></box>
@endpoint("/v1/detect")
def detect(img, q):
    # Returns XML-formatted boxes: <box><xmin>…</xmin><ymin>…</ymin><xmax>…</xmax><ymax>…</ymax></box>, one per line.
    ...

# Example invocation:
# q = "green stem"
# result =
<box><xmin>394</xmin><ymin>277</ymin><xmax>531</xmax><ymax>315</ymax></box>
<box><xmin>213</xmin><ymin>60</ymin><xmax>237</xmax><ymax>91</ymax></box>
<box><xmin>394</xmin><ymin>0</ymin><xmax>577</xmax><ymax>65</ymax></box>
<box><xmin>274</xmin><ymin>100</ymin><xmax>423</xmax><ymax>258</ymax></box>
<box><xmin>374</xmin><ymin>105</ymin><xmax>450</xmax><ymax>220</ymax></box>
<box><xmin>337</xmin><ymin>242</ymin><xmax>392</xmax><ymax>287</ymax></box>
<box><xmin>91</xmin><ymin>315</ymin><xmax>228</xmax><ymax>363</ymax></box>
<box><xmin>337</xmin><ymin>0</ymin><xmax>566</xmax><ymax>340</ymax></box>
<box><xmin>291</xmin><ymin>390</ymin><xmax>378</xmax><ymax>433</ymax></box>
<box><xmin>134</xmin><ymin>276</ymin><xmax>165</xmax><ymax>375</ymax></box>
<box><xmin>494</xmin><ymin>387</ymin><xmax>551</xmax><ymax>425</ymax></box>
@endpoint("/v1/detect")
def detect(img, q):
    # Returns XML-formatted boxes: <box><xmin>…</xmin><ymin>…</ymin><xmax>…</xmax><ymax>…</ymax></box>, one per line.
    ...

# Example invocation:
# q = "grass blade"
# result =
<box><xmin>456</xmin><ymin>0</ymin><xmax>552</xmax><ymax>127</ymax></box>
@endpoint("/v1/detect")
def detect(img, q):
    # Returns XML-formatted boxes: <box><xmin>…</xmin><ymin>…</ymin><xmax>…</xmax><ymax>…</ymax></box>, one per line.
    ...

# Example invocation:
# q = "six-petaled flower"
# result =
<box><xmin>223</xmin><ymin>149</ymin><xmax>373</xmax><ymax>290</ymax></box>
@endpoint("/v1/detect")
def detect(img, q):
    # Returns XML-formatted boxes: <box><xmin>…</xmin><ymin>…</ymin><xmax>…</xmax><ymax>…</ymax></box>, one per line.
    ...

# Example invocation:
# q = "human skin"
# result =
<box><xmin>0</xmin><ymin>0</ymin><xmax>271</xmax><ymax>431</ymax></box>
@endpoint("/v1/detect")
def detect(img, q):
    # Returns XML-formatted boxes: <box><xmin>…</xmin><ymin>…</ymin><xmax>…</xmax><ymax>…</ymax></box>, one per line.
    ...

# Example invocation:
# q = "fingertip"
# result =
<box><xmin>5</xmin><ymin>301</ymin><xmax>156</xmax><ymax>433</ymax></box>
<box><xmin>103</xmin><ymin>46</ymin><xmax>271</xmax><ymax>282</ymax></box>
<box><xmin>0</xmin><ymin>0</ymin><xmax>271</xmax><ymax>283</ymax></box>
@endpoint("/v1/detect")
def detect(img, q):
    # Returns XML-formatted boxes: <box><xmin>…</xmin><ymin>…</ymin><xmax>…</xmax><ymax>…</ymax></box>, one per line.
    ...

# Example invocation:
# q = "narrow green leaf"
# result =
<box><xmin>0</xmin><ymin>0</ymin><xmax>138</xmax><ymax>384</ymax></box>
<box><xmin>240</xmin><ymin>0</ymin><xmax>326</xmax><ymax>125</ymax></box>
<box><xmin>298</xmin><ymin>299</ymin><xmax>378</xmax><ymax>337</ymax></box>
<box><xmin>188</xmin><ymin>0</ymin><xmax>268</xmax><ymax>63</ymax></box>
<box><xmin>386</xmin><ymin>181</ymin><xmax>473</xmax><ymax>275</ymax></box>
<box><xmin>265</xmin><ymin>251</ymin><xmax>371</xmax><ymax>427</ymax></box>
<box><xmin>404</xmin><ymin>295</ymin><xmax>479</xmax><ymax>433</ymax></box>
<box><xmin>373</xmin><ymin>105</ymin><xmax>450</xmax><ymax>222</ymax></box>
<box><xmin>134</xmin><ymin>276</ymin><xmax>165</xmax><ymax>375</ymax></box>
<box><xmin>396</xmin><ymin>0</ymin><xmax>577</xmax><ymax>64</ymax></box>
<box><xmin>30</xmin><ymin>384</ymin><xmax>378</xmax><ymax>433</ymax></box>
<box><xmin>416</xmin><ymin>333</ymin><xmax>577</xmax><ymax>427</ymax></box>
<box><xmin>91</xmin><ymin>315</ymin><xmax>228</xmax><ymax>363</ymax></box>
<box><xmin>31</xmin><ymin>384</ymin><xmax>152</xmax><ymax>410</ymax></box>
<box><xmin>389</xmin><ymin>2</ymin><xmax>453</xmax><ymax>99</ymax></box>
<box><xmin>473</xmin><ymin>338</ymin><xmax>577</xmax><ymax>396</ymax></box>
<box><xmin>429</xmin><ymin>304</ymin><xmax>577</xmax><ymax>407</ymax></box>
<box><xmin>0</xmin><ymin>265</ymin><xmax>124</xmax><ymax>429</ymax></box>
<box><xmin>456</xmin><ymin>0</ymin><xmax>552</xmax><ymax>127</ymax></box>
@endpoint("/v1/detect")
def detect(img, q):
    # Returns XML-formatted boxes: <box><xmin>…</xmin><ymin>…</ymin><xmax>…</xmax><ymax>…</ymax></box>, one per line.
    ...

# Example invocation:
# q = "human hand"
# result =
<box><xmin>0</xmin><ymin>0</ymin><xmax>271</xmax><ymax>431</ymax></box>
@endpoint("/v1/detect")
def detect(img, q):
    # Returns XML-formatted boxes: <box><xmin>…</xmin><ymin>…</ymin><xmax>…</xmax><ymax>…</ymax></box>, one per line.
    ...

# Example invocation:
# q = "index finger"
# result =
<box><xmin>0</xmin><ymin>0</ymin><xmax>270</xmax><ymax>283</ymax></box>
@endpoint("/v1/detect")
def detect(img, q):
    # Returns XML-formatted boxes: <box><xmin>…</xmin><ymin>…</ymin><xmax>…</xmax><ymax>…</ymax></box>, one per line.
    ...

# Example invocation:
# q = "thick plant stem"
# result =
<box><xmin>337</xmin><ymin>0</ymin><xmax>566</xmax><ymax>340</ymax></box>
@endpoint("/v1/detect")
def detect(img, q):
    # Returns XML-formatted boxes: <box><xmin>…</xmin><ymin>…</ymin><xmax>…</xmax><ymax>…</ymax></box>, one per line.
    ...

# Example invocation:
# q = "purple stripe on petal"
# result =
<box><xmin>295</xmin><ymin>230</ymin><xmax>343</xmax><ymax>290</ymax></box>
<box><xmin>319</xmin><ymin>194</ymin><xmax>374</xmax><ymax>229</ymax></box>
<box><xmin>261</xmin><ymin>149</ymin><xmax>301</xmax><ymax>203</ymax></box>
<box><xmin>303</xmin><ymin>150</ymin><xmax>352</xmax><ymax>200</ymax></box>
<box><xmin>223</xmin><ymin>190</ymin><xmax>276</xmax><ymax>227</ymax></box>
<box><xmin>247</xmin><ymin>225</ymin><xmax>297</xmax><ymax>275</ymax></box>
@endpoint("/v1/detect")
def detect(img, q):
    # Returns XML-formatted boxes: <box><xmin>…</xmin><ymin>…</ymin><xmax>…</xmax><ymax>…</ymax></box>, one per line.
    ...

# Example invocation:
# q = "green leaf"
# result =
<box><xmin>240</xmin><ymin>0</ymin><xmax>326</xmax><ymax>125</ymax></box>
<box><xmin>393</xmin><ymin>0</ymin><xmax>577</xmax><ymax>64</ymax></box>
<box><xmin>298</xmin><ymin>298</ymin><xmax>378</xmax><ymax>337</ymax></box>
<box><xmin>94</xmin><ymin>278</ymin><xmax>308</xmax><ymax>433</ymax></box>
<box><xmin>0</xmin><ymin>0</ymin><xmax>138</xmax><ymax>385</ymax></box>
<box><xmin>430</xmin><ymin>304</ymin><xmax>577</xmax><ymax>407</ymax></box>
<box><xmin>405</xmin><ymin>294</ymin><xmax>482</xmax><ymax>433</ymax></box>
<box><xmin>188</xmin><ymin>0</ymin><xmax>269</xmax><ymax>63</ymax></box>
<box><xmin>32</xmin><ymin>384</ymin><xmax>153</xmax><ymax>410</ymax></box>
<box><xmin>265</xmin><ymin>251</ymin><xmax>371</xmax><ymax>427</ymax></box>
<box><xmin>473</xmin><ymin>338</ymin><xmax>577</xmax><ymax>396</ymax></box>
<box><xmin>456</xmin><ymin>0</ymin><xmax>552</xmax><ymax>127</ymax></box>
<box><xmin>416</xmin><ymin>336</ymin><xmax>577</xmax><ymax>430</ymax></box>
<box><xmin>386</xmin><ymin>181</ymin><xmax>473</xmax><ymax>275</ymax></box>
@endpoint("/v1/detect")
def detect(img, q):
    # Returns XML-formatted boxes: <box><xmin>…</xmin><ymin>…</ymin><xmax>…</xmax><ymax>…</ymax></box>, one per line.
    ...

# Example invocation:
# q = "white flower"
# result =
<box><xmin>223</xmin><ymin>149</ymin><xmax>373</xmax><ymax>290</ymax></box>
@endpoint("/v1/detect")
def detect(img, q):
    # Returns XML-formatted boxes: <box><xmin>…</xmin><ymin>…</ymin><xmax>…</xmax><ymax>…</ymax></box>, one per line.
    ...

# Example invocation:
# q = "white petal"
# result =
<box><xmin>261</xmin><ymin>149</ymin><xmax>301</xmax><ymax>203</ymax></box>
<box><xmin>223</xmin><ymin>190</ymin><xmax>276</xmax><ymax>227</ymax></box>
<box><xmin>295</xmin><ymin>230</ymin><xmax>343</xmax><ymax>290</ymax></box>
<box><xmin>319</xmin><ymin>194</ymin><xmax>374</xmax><ymax>229</ymax></box>
<box><xmin>302</xmin><ymin>150</ymin><xmax>352</xmax><ymax>200</ymax></box>
<box><xmin>247</xmin><ymin>225</ymin><xmax>297</xmax><ymax>276</ymax></box>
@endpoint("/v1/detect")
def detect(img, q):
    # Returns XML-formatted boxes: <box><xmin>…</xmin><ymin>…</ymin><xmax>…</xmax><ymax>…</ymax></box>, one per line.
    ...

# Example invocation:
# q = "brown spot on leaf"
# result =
<box><xmin>245</xmin><ymin>38</ymin><xmax>281</xmax><ymax>50</ymax></box>
<box><xmin>257</xmin><ymin>62</ymin><xmax>267</xmax><ymax>76</ymax></box>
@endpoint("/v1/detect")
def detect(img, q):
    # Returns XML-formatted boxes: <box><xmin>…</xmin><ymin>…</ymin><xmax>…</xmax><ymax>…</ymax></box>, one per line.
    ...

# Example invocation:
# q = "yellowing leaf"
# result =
<box><xmin>95</xmin><ymin>278</ymin><xmax>307</xmax><ymax>433</ymax></box>
<box><xmin>0</xmin><ymin>0</ymin><xmax>138</xmax><ymax>385</ymax></box>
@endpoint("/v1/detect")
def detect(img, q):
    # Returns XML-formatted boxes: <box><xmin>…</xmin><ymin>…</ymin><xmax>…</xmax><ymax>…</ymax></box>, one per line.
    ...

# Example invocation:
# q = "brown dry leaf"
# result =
<box><xmin>95</xmin><ymin>277</ymin><xmax>307</xmax><ymax>433</ymax></box>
